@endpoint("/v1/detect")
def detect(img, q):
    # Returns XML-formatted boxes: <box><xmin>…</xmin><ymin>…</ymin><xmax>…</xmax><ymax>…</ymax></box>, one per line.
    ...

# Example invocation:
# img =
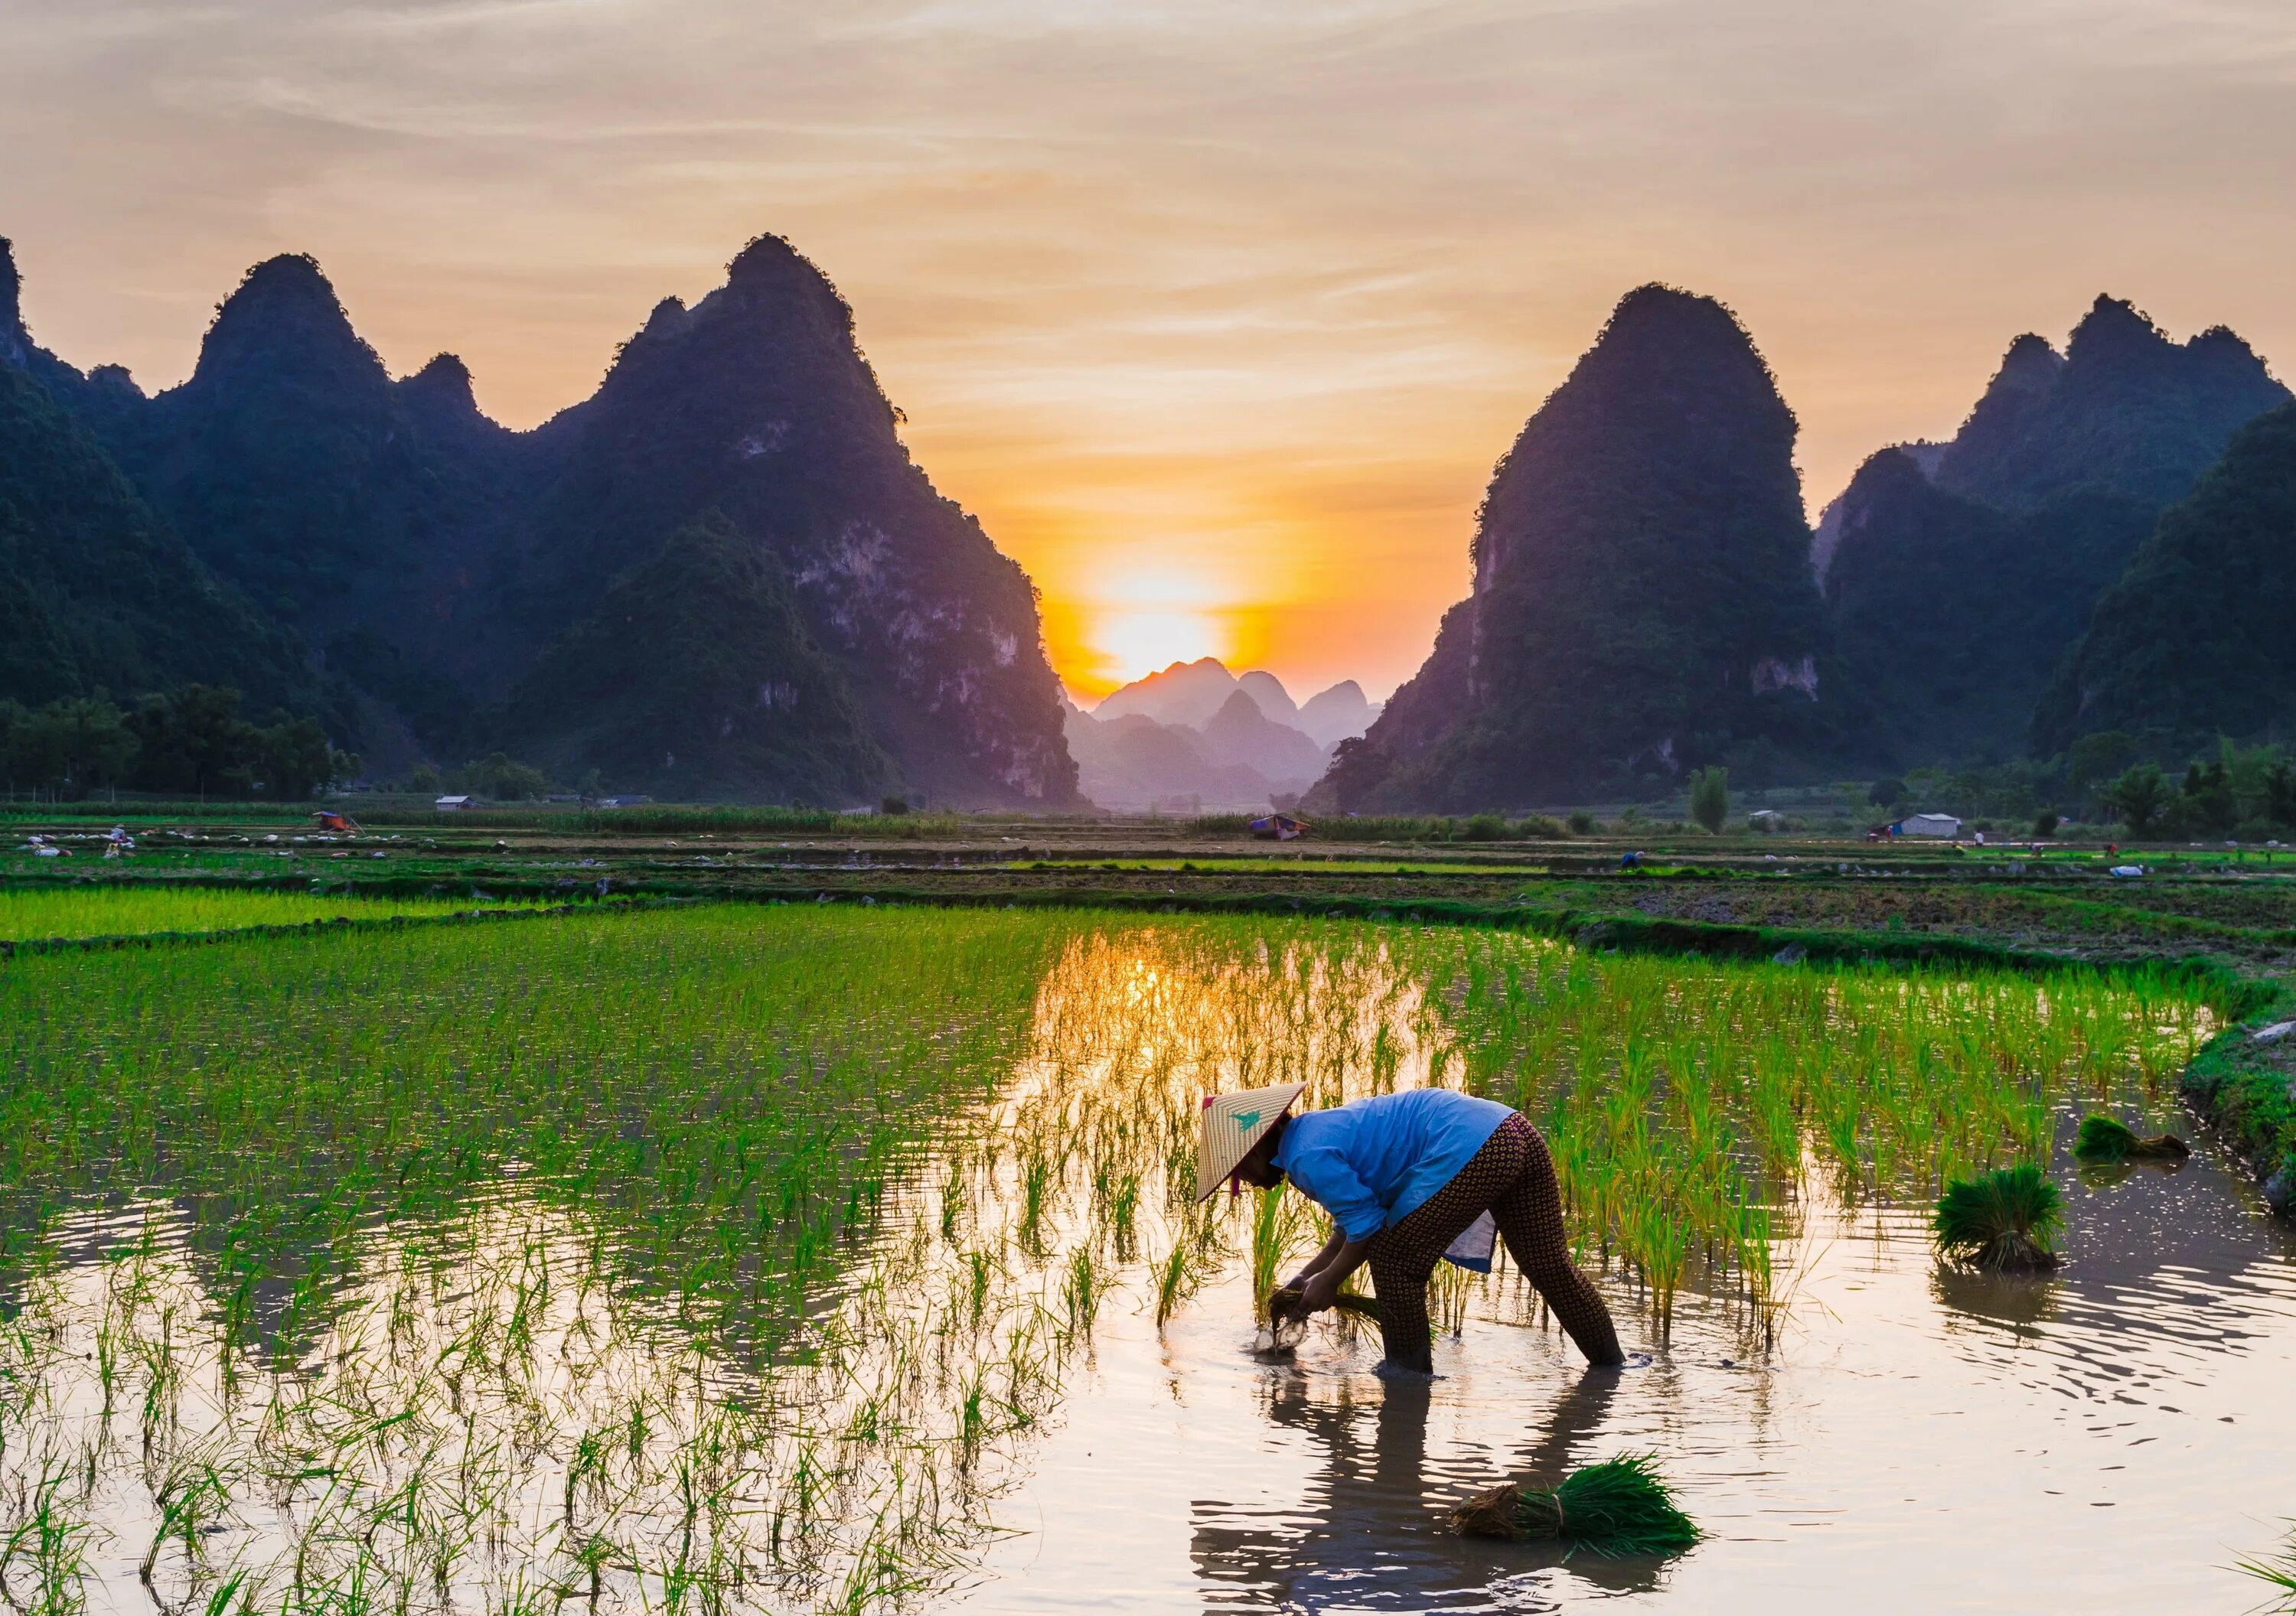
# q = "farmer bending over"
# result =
<box><xmin>1201</xmin><ymin>1084</ymin><xmax>1623</xmax><ymax>1374</ymax></box>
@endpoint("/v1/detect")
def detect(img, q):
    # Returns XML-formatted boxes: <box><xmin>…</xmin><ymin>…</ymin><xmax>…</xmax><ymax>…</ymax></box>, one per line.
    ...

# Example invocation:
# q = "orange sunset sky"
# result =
<box><xmin>6</xmin><ymin>1</ymin><xmax>2294</xmax><ymax>701</ymax></box>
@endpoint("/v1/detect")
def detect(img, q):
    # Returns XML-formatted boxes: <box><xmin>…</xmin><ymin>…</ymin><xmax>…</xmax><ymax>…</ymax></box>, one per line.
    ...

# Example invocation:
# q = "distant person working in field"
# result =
<box><xmin>1202</xmin><ymin>1085</ymin><xmax>1624</xmax><ymax>1374</ymax></box>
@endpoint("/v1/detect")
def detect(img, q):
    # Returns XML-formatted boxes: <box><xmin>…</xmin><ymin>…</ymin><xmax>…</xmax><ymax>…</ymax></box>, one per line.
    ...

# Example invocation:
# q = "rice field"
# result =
<box><xmin>0</xmin><ymin>884</ymin><xmax>544</xmax><ymax>944</ymax></box>
<box><xmin>1012</xmin><ymin>857</ymin><xmax>1544</xmax><ymax>875</ymax></box>
<box><xmin>0</xmin><ymin>900</ymin><xmax>2239</xmax><ymax>1613</ymax></box>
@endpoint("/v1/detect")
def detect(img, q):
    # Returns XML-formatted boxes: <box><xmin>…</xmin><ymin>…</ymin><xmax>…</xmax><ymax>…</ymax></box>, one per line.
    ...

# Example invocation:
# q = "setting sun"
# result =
<box><xmin>1090</xmin><ymin>608</ymin><xmax>1224</xmax><ymax>689</ymax></box>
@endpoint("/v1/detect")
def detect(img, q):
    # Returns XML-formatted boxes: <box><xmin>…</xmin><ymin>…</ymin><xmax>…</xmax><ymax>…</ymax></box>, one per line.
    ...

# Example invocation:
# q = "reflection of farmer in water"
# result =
<box><xmin>1190</xmin><ymin>1355</ymin><xmax>1657</xmax><ymax>1605</ymax></box>
<box><xmin>1201</xmin><ymin>1084</ymin><xmax>1624</xmax><ymax>1373</ymax></box>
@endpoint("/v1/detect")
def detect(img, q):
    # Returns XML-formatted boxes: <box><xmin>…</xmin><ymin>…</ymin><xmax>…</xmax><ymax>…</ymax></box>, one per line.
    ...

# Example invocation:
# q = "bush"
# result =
<box><xmin>1460</xmin><ymin>813</ymin><xmax>1508</xmax><ymax>840</ymax></box>
<box><xmin>1513</xmin><ymin>814</ymin><xmax>1565</xmax><ymax>838</ymax></box>
<box><xmin>1688</xmin><ymin>767</ymin><xmax>1730</xmax><ymax>833</ymax></box>
<box><xmin>1566</xmin><ymin>810</ymin><xmax>1597</xmax><ymax>836</ymax></box>
<box><xmin>2101</xmin><ymin>763</ymin><xmax>2173</xmax><ymax>837</ymax></box>
<box><xmin>455</xmin><ymin>754</ymin><xmax>549</xmax><ymax>802</ymax></box>
<box><xmin>2033</xmin><ymin>810</ymin><xmax>2060</xmax><ymax>839</ymax></box>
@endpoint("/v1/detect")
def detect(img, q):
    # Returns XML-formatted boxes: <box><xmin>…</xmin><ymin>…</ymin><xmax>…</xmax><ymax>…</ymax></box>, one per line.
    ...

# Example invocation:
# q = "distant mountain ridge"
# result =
<box><xmin>0</xmin><ymin>231</ymin><xmax>1080</xmax><ymax>806</ymax></box>
<box><xmin>1093</xmin><ymin>657</ymin><xmax>1376</xmax><ymax>742</ymax></box>
<box><xmin>1935</xmin><ymin>297</ymin><xmax>2286</xmax><ymax>512</ymax></box>
<box><xmin>1067</xmin><ymin>658</ymin><xmax>1376</xmax><ymax>810</ymax></box>
<box><xmin>1822</xmin><ymin>296</ymin><xmax>2288</xmax><ymax>769</ymax></box>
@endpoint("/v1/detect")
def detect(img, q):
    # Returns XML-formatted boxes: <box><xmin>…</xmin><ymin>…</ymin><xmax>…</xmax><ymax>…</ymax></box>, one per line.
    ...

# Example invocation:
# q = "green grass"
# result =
<box><xmin>0</xmin><ymin>883</ymin><xmax>540</xmax><ymax>943</ymax></box>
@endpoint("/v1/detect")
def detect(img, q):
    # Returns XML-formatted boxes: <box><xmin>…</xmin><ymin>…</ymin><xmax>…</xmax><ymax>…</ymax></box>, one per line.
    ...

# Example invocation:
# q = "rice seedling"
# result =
<box><xmin>1933</xmin><ymin>1164</ymin><xmax>2065</xmax><ymax>1271</ymax></box>
<box><xmin>1246</xmin><ymin>1187</ymin><xmax>1316</xmax><ymax>1323</ymax></box>
<box><xmin>2235</xmin><ymin>1522</ymin><xmax>2296</xmax><ymax>1610</ymax></box>
<box><xmin>1264</xmin><ymin>1281</ymin><xmax>1380</xmax><ymax>1321</ymax></box>
<box><xmin>1448</xmin><ymin>1453</ymin><xmax>1698</xmax><ymax>1556</ymax></box>
<box><xmin>2072</xmin><ymin>1113</ymin><xmax>2191</xmax><ymax>1163</ymax></box>
<box><xmin>0</xmin><ymin>883</ymin><xmax>540</xmax><ymax>944</ymax></box>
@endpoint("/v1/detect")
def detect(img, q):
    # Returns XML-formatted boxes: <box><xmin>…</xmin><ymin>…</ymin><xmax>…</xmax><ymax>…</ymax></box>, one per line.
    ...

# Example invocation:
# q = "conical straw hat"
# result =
<box><xmin>1195</xmin><ymin>1082</ymin><xmax>1308</xmax><ymax>1201</ymax></box>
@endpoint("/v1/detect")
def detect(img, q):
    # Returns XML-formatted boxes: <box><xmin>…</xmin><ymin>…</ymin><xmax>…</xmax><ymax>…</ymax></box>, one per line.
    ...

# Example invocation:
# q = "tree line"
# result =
<box><xmin>1862</xmin><ymin>734</ymin><xmax>2296</xmax><ymax>840</ymax></box>
<box><xmin>0</xmin><ymin>686</ymin><xmax>359</xmax><ymax>801</ymax></box>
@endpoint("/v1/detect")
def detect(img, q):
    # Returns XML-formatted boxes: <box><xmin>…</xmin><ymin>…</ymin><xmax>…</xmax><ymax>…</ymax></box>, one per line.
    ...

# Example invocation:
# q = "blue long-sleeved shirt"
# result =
<box><xmin>1272</xmin><ymin>1088</ymin><xmax>1512</xmax><ymax>1240</ymax></box>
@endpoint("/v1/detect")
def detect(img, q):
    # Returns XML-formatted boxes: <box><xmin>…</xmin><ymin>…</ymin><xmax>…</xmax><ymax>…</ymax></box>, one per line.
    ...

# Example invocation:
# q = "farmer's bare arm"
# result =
<box><xmin>1284</xmin><ymin>1228</ymin><xmax>1349</xmax><ymax>1292</ymax></box>
<box><xmin>1298</xmin><ymin>1240</ymin><xmax>1371</xmax><ymax>1315</ymax></box>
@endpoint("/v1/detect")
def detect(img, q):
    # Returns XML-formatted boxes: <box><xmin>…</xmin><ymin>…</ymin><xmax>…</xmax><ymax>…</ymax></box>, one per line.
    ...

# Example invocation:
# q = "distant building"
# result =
<box><xmin>435</xmin><ymin>795</ymin><xmax>474</xmax><ymax>811</ymax></box>
<box><xmin>595</xmin><ymin>795</ymin><xmax>654</xmax><ymax>809</ymax></box>
<box><xmin>1250</xmin><ymin>813</ymin><xmax>1309</xmax><ymax>841</ymax></box>
<box><xmin>1896</xmin><ymin>813</ymin><xmax>1962</xmax><ymax>838</ymax></box>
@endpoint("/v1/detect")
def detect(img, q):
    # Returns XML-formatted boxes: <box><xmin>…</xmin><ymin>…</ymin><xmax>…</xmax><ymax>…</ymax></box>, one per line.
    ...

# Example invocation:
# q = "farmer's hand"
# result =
<box><xmin>1298</xmin><ymin>1272</ymin><xmax>1343</xmax><ymax>1318</ymax></box>
<box><xmin>1281</xmin><ymin>1266</ymin><xmax>1320</xmax><ymax>1293</ymax></box>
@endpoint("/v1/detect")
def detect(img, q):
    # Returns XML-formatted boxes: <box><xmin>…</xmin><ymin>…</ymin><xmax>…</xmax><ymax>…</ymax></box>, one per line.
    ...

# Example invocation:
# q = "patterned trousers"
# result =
<box><xmin>1363</xmin><ymin>1112</ymin><xmax>1623</xmax><ymax>1373</ymax></box>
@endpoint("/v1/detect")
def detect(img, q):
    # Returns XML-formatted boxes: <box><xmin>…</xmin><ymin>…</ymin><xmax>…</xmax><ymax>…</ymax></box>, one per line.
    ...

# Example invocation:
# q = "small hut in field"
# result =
<box><xmin>1896</xmin><ymin>813</ymin><xmax>1962</xmax><ymax>838</ymax></box>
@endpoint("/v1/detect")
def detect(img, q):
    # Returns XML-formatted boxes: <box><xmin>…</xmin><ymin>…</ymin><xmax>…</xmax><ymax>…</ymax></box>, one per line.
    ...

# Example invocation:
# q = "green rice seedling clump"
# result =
<box><xmin>1450</xmin><ymin>1454</ymin><xmax>1699</xmax><ymax>1556</ymax></box>
<box><xmin>1933</xmin><ymin>1163</ymin><xmax>2065</xmax><ymax>1270</ymax></box>
<box><xmin>2073</xmin><ymin>1113</ymin><xmax>2190</xmax><ymax>1163</ymax></box>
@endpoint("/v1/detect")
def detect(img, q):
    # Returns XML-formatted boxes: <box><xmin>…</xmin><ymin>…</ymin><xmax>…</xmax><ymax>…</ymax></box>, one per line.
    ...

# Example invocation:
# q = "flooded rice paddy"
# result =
<box><xmin>1</xmin><ymin>901</ymin><xmax>2290</xmax><ymax>1614</ymax></box>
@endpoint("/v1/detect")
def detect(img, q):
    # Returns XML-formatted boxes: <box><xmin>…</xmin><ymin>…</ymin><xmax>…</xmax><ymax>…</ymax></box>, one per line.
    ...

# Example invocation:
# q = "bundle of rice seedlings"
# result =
<box><xmin>2073</xmin><ymin>1113</ymin><xmax>2190</xmax><ymax>1164</ymax></box>
<box><xmin>1933</xmin><ymin>1162</ymin><xmax>2064</xmax><ymax>1270</ymax></box>
<box><xmin>1449</xmin><ymin>1454</ymin><xmax>1698</xmax><ymax>1556</ymax></box>
<box><xmin>1265</xmin><ymin>1285</ymin><xmax>1380</xmax><ymax>1324</ymax></box>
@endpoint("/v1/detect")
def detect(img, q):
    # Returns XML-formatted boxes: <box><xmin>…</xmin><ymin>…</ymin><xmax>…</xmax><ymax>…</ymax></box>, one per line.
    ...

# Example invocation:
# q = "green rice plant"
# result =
<box><xmin>1246</xmin><ymin>1187</ymin><xmax>1316</xmax><ymax>1323</ymax></box>
<box><xmin>1449</xmin><ymin>1453</ymin><xmax>1698</xmax><ymax>1556</ymax></box>
<box><xmin>0</xmin><ymin>883</ymin><xmax>540</xmax><ymax>943</ymax></box>
<box><xmin>1152</xmin><ymin>1243</ymin><xmax>1194</xmax><ymax>1331</ymax></box>
<box><xmin>2235</xmin><ymin>1522</ymin><xmax>2296</xmax><ymax>1609</ymax></box>
<box><xmin>1104</xmin><ymin>1172</ymin><xmax>1142</xmax><ymax>1262</ymax></box>
<box><xmin>2072</xmin><ymin>1113</ymin><xmax>2190</xmax><ymax>1163</ymax></box>
<box><xmin>1933</xmin><ymin>1163</ymin><xmax>2064</xmax><ymax>1271</ymax></box>
<box><xmin>1426</xmin><ymin>1260</ymin><xmax>1476</xmax><ymax>1337</ymax></box>
<box><xmin>1061</xmin><ymin>1246</ymin><xmax>1107</xmax><ymax>1339</ymax></box>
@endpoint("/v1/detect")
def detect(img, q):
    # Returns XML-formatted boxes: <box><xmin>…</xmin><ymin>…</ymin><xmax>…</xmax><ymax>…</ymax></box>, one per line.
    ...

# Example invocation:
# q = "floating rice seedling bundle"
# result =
<box><xmin>2072</xmin><ymin>1113</ymin><xmax>2191</xmax><ymax>1163</ymax></box>
<box><xmin>1934</xmin><ymin>1163</ymin><xmax>2065</xmax><ymax>1270</ymax></box>
<box><xmin>1449</xmin><ymin>1454</ymin><xmax>1699</xmax><ymax>1556</ymax></box>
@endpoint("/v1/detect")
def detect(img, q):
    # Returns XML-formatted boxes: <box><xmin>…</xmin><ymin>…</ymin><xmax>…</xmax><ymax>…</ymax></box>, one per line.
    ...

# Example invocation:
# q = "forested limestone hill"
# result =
<box><xmin>0</xmin><ymin>346</ymin><xmax>310</xmax><ymax>714</ymax></box>
<box><xmin>1822</xmin><ymin>298</ymin><xmax>2288</xmax><ymax>769</ymax></box>
<box><xmin>0</xmin><ymin>233</ymin><xmax>1079</xmax><ymax>806</ymax></box>
<box><xmin>2037</xmin><ymin>402</ymin><xmax>2296</xmax><ymax>751</ymax></box>
<box><xmin>1316</xmin><ymin>284</ymin><xmax>1831</xmax><ymax>810</ymax></box>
